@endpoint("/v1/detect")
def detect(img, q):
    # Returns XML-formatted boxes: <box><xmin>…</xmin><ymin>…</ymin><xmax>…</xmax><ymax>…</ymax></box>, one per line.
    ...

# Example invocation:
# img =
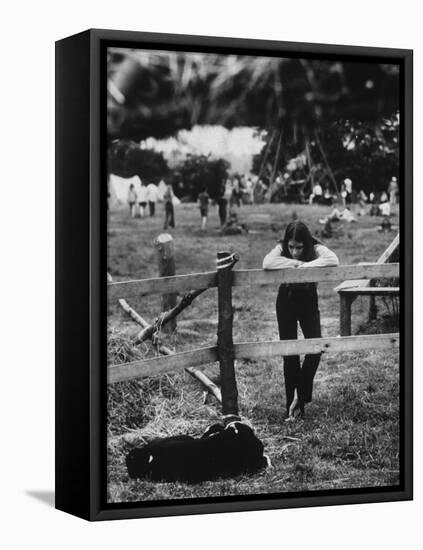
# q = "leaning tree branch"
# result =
<box><xmin>108</xmin><ymin>273</ymin><xmax>220</xmax><ymax>401</ymax></box>
<box><xmin>185</xmin><ymin>367</ymin><xmax>222</xmax><ymax>404</ymax></box>
<box><xmin>108</xmin><ymin>272</ymin><xmax>150</xmax><ymax>328</ymax></box>
<box><xmin>135</xmin><ymin>288</ymin><xmax>207</xmax><ymax>343</ymax></box>
<box><xmin>116</xmin><ymin>295</ymin><xmax>151</xmax><ymax>328</ymax></box>
<box><xmin>107</xmin><ymin>271</ymin><xmax>174</xmax><ymax>355</ymax></box>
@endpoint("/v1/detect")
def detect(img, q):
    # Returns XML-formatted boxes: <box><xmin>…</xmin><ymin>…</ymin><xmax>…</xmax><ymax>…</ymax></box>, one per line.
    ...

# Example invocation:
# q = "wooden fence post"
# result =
<box><xmin>155</xmin><ymin>233</ymin><xmax>177</xmax><ymax>334</ymax></box>
<box><xmin>340</xmin><ymin>293</ymin><xmax>352</xmax><ymax>336</ymax></box>
<box><xmin>368</xmin><ymin>279</ymin><xmax>378</xmax><ymax>321</ymax></box>
<box><xmin>216</xmin><ymin>251</ymin><xmax>240</xmax><ymax>423</ymax></box>
<box><xmin>368</xmin><ymin>295</ymin><xmax>378</xmax><ymax>321</ymax></box>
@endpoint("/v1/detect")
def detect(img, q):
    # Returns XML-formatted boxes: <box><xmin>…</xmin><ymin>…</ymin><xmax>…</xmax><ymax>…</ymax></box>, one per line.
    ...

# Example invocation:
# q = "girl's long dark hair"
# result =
<box><xmin>281</xmin><ymin>221</ymin><xmax>320</xmax><ymax>262</ymax></box>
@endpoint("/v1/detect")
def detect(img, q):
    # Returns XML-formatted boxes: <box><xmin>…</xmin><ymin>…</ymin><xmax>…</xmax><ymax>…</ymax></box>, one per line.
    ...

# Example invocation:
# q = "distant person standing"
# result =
<box><xmin>163</xmin><ymin>183</ymin><xmax>175</xmax><ymax>229</ymax></box>
<box><xmin>380</xmin><ymin>191</ymin><xmax>389</xmax><ymax>204</ymax></box>
<box><xmin>253</xmin><ymin>178</ymin><xmax>266</xmax><ymax>204</ymax></box>
<box><xmin>322</xmin><ymin>186</ymin><xmax>333</xmax><ymax>206</ymax></box>
<box><xmin>280</xmin><ymin>173</ymin><xmax>290</xmax><ymax>200</ymax></box>
<box><xmin>340</xmin><ymin>182</ymin><xmax>347</xmax><ymax>207</ymax></box>
<box><xmin>379</xmin><ymin>198</ymin><xmax>391</xmax><ymax>217</ymax></box>
<box><xmin>359</xmin><ymin>189</ymin><xmax>368</xmax><ymax>203</ymax></box>
<box><xmin>388</xmin><ymin>177</ymin><xmax>399</xmax><ymax>205</ymax></box>
<box><xmin>138</xmin><ymin>181</ymin><xmax>148</xmax><ymax>217</ymax></box>
<box><xmin>309</xmin><ymin>183</ymin><xmax>323</xmax><ymax>205</ymax></box>
<box><xmin>358</xmin><ymin>189</ymin><xmax>368</xmax><ymax>216</ymax></box>
<box><xmin>127</xmin><ymin>183</ymin><xmax>137</xmax><ymax>217</ymax></box>
<box><xmin>217</xmin><ymin>196</ymin><xmax>228</xmax><ymax>226</ymax></box>
<box><xmin>231</xmin><ymin>177</ymin><xmax>241</xmax><ymax>208</ymax></box>
<box><xmin>146</xmin><ymin>181</ymin><xmax>159</xmax><ymax>217</ymax></box>
<box><xmin>344</xmin><ymin>178</ymin><xmax>353</xmax><ymax>205</ymax></box>
<box><xmin>198</xmin><ymin>188</ymin><xmax>210</xmax><ymax>230</ymax></box>
<box><xmin>369</xmin><ymin>192</ymin><xmax>379</xmax><ymax>216</ymax></box>
<box><xmin>225</xmin><ymin>178</ymin><xmax>233</xmax><ymax>202</ymax></box>
<box><xmin>245</xmin><ymin>177</ymin><xmax>254</xmax><ymax>204</ymax></box>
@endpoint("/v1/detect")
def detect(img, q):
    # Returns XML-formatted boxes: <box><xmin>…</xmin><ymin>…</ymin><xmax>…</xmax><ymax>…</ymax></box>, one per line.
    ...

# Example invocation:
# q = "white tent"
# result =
<box><xmin>108</xmin><ymin>174</ymin><xmax>142</xmax><ymax>210</ymax></box>
<box><xmin>107</xmin><ymin>175</ymin><xmax>119</xmax><ymax>209</ymax></box>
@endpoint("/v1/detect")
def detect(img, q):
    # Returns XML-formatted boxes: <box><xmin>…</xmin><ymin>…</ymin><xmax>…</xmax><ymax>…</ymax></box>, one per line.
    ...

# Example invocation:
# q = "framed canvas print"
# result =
<box><xmin>55</xmin><ymin>28</ymin><xmax>412</xmax><ymax>521</ymax></box>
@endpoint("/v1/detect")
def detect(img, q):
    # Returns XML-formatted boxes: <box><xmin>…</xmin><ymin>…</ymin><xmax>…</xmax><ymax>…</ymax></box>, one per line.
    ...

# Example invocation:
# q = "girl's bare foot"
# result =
<box><xmin>285</xmin><ymin>390</ymin><xmax>305</xmax><ymax>421</ymax></box>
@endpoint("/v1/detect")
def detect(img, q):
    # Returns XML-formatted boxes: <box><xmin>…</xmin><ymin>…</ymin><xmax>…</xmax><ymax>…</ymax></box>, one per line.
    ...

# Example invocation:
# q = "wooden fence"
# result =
<box><xmin>108</xmin><ymin>263</ymin><xmax>399</xmax><ymax>300</ymax></box>
<box><xmin>108</xmin><ymin>260</ymin><xmax>399</xmax><ymax>419</ymax></box>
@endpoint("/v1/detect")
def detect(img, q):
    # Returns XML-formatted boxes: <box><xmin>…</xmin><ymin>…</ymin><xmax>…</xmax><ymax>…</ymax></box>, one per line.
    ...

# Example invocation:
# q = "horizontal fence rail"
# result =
<box><xmin>108</xmin><ymin>346</ymin><xmax>218</xmax><ymax>384</ymax></box>
<box><xmin>108</xmin><ymin>333</ymin><xmax>399</xmax><ymax>384</ymax></box>
<box><xmin>108</xmin><ymin>271</ymin><xmax>217</xmax><ymax>300</ymax></box>
<box><xmin>108</xmin><ymin>263</ymin><xmax>399</xmax><ymax>300</ymax></box>
<box><xmin>233</xmin><ymin>264</ymin><xmax>399</xmax><ymax>288</ymax></box>
<box><xmin>338</xmin><ymin>287</ymin><xmax>400</xmax><ymax>296</ymax></box>
<box><xmin>234</xmin><ymin>333</ymin><xmax>399</xmax><ymax>359</ymax></box>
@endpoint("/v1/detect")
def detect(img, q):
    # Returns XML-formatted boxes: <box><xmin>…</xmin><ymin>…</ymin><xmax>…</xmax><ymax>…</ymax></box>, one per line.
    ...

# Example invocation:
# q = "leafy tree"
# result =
<box><xmin>108</xmin><ymin>139</ymin><xmax>169</xmax><ymax>181</ymax></box>
<box><xmin>252</xmin><ymin>114</ymin><xmax>399</xmax><ymax>196</ymax></box>
<box><xmin>178</xmin><ymin>155</ymin><xmax>229</xmax><ymax>200</ymax></box>
<box><xmin>314</xmin><ymin>116</ymin><xmax>399</xmax><ymax>194</ymax></box>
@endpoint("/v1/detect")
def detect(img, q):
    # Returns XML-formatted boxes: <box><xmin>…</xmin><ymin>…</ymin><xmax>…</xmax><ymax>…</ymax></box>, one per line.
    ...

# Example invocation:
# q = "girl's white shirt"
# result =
<box><xmin>262</xmin><ymin>243</ymin><xmax>339</xmax><ymax>270</ymax></box>
<box><xmin>127</xmin><ymin>188</ymin><xmax>137</xmax><ymax>203</ymax></box>
<box><xmin>146</xmin><ymin>183</ymin><xmax>159</xmax><ymax>202</ymax></box>
<box><xmin>138</xmin><ymin>185</ymin><xmax>148</xmax><ymax>202</ymax></box>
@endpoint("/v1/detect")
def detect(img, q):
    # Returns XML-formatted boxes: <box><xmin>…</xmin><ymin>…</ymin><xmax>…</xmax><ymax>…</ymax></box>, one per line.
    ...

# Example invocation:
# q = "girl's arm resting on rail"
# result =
<box><xmin>262</xmin><ymin>245</ymin><xmax>300</xmax><ymax>269</ymax></box>
<box><xmin>298</xmin><ymin>244</ymin><xmax>339</xmax><ymax>268</ymax></box>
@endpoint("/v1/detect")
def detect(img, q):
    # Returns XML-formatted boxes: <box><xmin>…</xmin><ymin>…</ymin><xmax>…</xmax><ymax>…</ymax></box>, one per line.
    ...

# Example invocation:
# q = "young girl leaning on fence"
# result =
<box><xmin>263</xmin><ymin>221</ymin><xmax>339</xmax><ymax>421</ymax></box>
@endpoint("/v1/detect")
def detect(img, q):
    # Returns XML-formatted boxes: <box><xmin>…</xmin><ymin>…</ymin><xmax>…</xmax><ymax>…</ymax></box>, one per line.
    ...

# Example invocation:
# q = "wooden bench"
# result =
<box><xmin>335</xmin><ymin>234</ymin><xmax>399</xmax><ymax>336</ymax></box>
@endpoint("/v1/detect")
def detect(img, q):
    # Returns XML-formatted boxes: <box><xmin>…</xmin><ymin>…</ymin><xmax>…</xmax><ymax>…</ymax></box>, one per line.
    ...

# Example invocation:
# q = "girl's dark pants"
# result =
<box><xmin>276</xmin><ymin>284</ymin><xmax>321</xmax><ymax>413</ymax></box>
<box><xmin>164</xmin><ymin>202</ymin><xmax>175</xmax><ymax>229</ymax></box>
<box><xmin>217</xmin><ymin>198</ymin><xmax>227</xmax><ymax>226</ymax></box>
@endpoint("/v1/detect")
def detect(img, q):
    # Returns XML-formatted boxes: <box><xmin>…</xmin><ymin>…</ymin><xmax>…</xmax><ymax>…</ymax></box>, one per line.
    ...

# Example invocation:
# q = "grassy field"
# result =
<box><xmin>107</xmin><ymin>201</ymin><xmax>400</xmax><ymax>503</ymax></box>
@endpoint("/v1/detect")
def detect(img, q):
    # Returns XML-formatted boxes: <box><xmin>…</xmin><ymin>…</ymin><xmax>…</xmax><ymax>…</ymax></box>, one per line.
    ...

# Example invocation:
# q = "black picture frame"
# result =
<box><xmin>55</xmin><ymin>28</ymin><xmax>413</xmax><ymax>521</ymax></box>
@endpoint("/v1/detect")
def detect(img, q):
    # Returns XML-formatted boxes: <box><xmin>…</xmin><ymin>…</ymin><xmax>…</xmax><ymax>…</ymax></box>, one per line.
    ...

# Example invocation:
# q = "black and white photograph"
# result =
<box><xmin>106</xmin><ymin>42</ymin><xmax>406</xmax><ymax>506</ymax></box>
<box><xmin>4</xmin><ymin>0</ymin><xmax>422</xmax><ymax>543</ymax></box>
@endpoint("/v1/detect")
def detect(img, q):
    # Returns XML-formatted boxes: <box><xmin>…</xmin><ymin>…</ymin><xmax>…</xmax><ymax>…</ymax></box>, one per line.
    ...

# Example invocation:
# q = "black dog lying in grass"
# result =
<box><xmin>126</xmin><ymin>421</ymin><xmax>270</xmax><ymax>483</ymax></box>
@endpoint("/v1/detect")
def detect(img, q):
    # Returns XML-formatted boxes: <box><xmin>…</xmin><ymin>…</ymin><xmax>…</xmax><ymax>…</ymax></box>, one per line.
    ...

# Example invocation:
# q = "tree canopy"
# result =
<box><xmin>178</xmin><ymin>155</ymin><xmax>229</xmax><ymax>200</ymax></box>
<box><xmin>107</xmin><ymin>48</ymin><xmax>400</xmax><ymax>141</ymax></box>
<box><xmin>252</xmin><ymin>114</ymin><xmax>399</xmax><ymax>195</ymax></box>
<box><xmin>108</xmin><ymin>139</ymin><xmax>169</xmax><ymax>180</ymax></box>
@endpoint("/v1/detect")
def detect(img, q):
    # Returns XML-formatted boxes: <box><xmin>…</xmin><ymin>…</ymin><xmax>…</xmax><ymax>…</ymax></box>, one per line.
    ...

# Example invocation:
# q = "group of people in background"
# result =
<box><xmin>122</xmin><ymin>173</ymin><xmax>399</xmax><ymax>234</ymax></box>
<box><xmin>316</xmin><ymin>176</ymin><xmax>399</xmax><ymax>237</ymax></box>
<box><xmin>310</xmin><ymin>176</ymin><xmax>399</xmax><ymax>212</ymax></box>
<box><xmin>225</xmin><ymin>175</ymin><xmax>255</xmax><ymax>207</ymax></box>
<box><xmin>126</xmin><ymin>180</ymin><xmax>217</xmax><ymax>231</ymax></box>
<box><xmin>127</xmin><ymin>180</ymin><xmax>160</xmax><ymax>218</ymax></box>
<box><xmin>309</xmin><ymin>182</ymin><xmax>334</xmax><ymax>206</ymax></box>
